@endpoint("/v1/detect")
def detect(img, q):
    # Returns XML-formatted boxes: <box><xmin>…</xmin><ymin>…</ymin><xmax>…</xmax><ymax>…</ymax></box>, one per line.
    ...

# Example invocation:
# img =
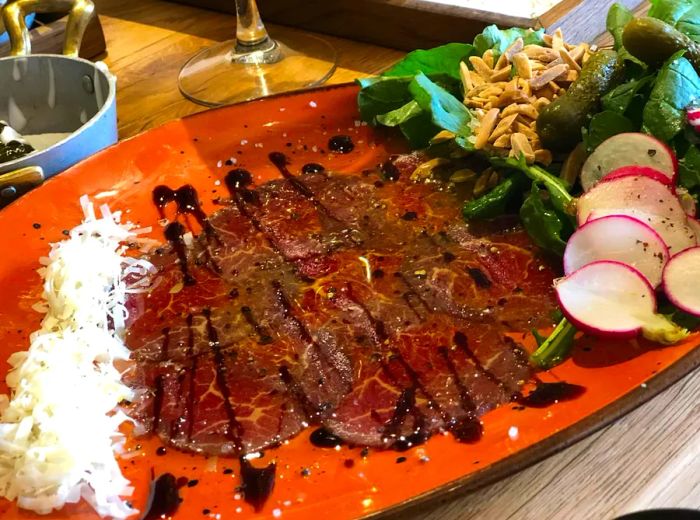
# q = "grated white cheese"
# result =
<box><xmin>0</xmin><ymin>196</ymin><xmax>154</xmax><ymax>518</ymax></box>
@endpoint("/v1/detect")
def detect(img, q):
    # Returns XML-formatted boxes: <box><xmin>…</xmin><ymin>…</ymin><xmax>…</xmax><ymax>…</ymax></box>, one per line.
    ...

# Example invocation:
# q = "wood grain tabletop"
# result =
<box><xmin>92</xmin><ymin>1</ymin><xmax>700</xmax><ymax>519</ymax></box>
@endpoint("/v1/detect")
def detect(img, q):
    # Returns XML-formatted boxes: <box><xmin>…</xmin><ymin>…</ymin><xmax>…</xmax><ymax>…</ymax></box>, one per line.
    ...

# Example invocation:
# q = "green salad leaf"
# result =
<box><xmin>530</xmin><ymin>318</ymin><xmax>577</xmax><ymax>369</ymax></box>
<box><xmin>679</xmin><ymin>145</ymin><xmax>700</xmax><ymax>192</ymax></box>
<box><xmin>520</xmin><ymin>183</ymin><xmax>569</xmax><ymax>257</ymax></box>
<box><xmin>676</xmin><ymin>5</ymin><xmax>700</xmax><ymax>42</ymax></box>
<box><xmin>602</xmin><ymin>75</ymin><xmax>655</xmax><ymax>114</ymax></box>
<box><xmin>384</xmin><ymin>43</ymin><xmax>475</xmax><ymax>80</ymax></box>
<box><xmin>649</xmin><ymin>0</ymin><xmax>700</xmax><ymax>43</ymax></box>
<box><xmin>584</xmin><ymin>110</ymin><xmax>636</xmax><ymax>151</ymax></box>
<box><xmin>473</xmin><ymin>26</ymin><xmax>545</xmax><ymax>60</ymax></box>
<box><xmin>357</xmin><ymin>76</ymin><xmax>415</xmax><ymax>123</ymax></box>
<box><xmin>376</xmin><ymin>100</ymin><xmax>422</xmax><ymax>126</ymax></box>
<box><xmin>462</xmin><ymin>175</ymin><xmax>524</xmax><ymax>220</ymax></box>
<box><xmin>643</xmin><ymin>52</ymin><xmax>700</xmax><ymax>141</ymax></box>
<box><xmin>409</xmin><ymin>72</ymin><xmax>473</xmax><ymax>138</ymax></box>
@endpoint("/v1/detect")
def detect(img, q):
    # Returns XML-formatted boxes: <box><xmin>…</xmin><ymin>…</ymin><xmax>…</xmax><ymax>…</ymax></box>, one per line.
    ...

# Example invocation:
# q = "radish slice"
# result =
<box><xmin>688</xmin><ymin>107</ymin><xmax>700</xmax><ymax>133</ymax></box>
<box><xmin>563</xmin><ymin>215</ymin><xmax>669</xmax><ymax>287</ymax></box>
<box><xmin>580</xmin><ymin>133</ymin><xmax>677</xmax><ymax>191</ymax></box>
<box><xmin>677</xmin><ymin>187</ymin><xmax>697</xmax><ymax>217</ymax></box>
<box><xmin>663</xmin><ymin>246</ymin><xmax>700</xmax><ymax>316</ymax></box>
<box><xmin>688</xmin><ymin>217</ymin><xmax>700</xmax><ymax>243</ymax></box>
<box><xmin>601</xmin><ymin>165</ymin><xmax>673</xmax><ymax>187</ymax></box>
<box><xmin>555</xmin><ymin>261</ymin><xmax>656</xmax><ymax>338</ymax></box>
<box><xmin>577</xmin><ymin>175</ymin><xmax>697</xmax><ymax>253</ymax></box>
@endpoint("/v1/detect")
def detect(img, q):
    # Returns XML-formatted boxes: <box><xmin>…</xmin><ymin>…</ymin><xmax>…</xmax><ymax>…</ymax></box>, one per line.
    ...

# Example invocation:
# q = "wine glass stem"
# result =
<box><xmin>235</xmin><ymin>0</ymin><xmax>269</xmax><ymax>46</ymax></box>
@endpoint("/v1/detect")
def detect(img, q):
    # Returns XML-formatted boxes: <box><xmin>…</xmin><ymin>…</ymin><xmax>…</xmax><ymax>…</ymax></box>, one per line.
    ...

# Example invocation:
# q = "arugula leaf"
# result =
<box><xmin>602</xmin><ymin>75</ymin><xmax>655</xmax><ymax>114</ymax></box>
<box><xmin>384</xmin><ymin>43</ymin><xmax>476</xmax><ymax>80</ymax></box>
<box><xmin>530</xmin><ymin>318</ymin><xmax>577</xmax><ymax>369</ymax></box>
<box><xmin>357</xmin><ymin>76</ymin><xmax>415</xmax><ymax>123</ymax></box>
<box><xmin>409</xmin><ymin>72</ymin><xmax>473</xmax><ymax>137</ymax></box>
<box><xmin>583</xmin><ymin>110</ymin><xmax>636</xmax><ymax>151</ymax></box>
<box><xmin>399</xmin><ymin>111</ymin><xmax>442</xmax><ymax>149</ymax></box>
<box><xmin>520</xmin><ymin>183</ymin><xmax>569</xmax><ymax>256</ymax></box>
<box><xmin>376</xmin><ymin>100</ymin><xmax>422</xmax><ymax>126</ymax></box>
<box><xmin>643</xmin><ymin>52</ymin><xmax>700</xmax><ymax>141</ymax></box>
<box><xmin>648</xmin><ymin>0</ymin><xmax>695</xmax><ymax>26</ymax></box>
<box><xmin>462</xmin><ymin>175</ymin><xmax>524</xmax><ymax>220</ymax></box>
<box><xmin>677</xmin><ymin>5</ymin><xmax>700</xmax><ymax>42</ymax></box>
<box><xmin>607</xmin><ymin>3</ymin><xmax>646</xmax><ymax>66</ymax></box>
<box><xmin>473</xmin><ymin>25</ymin><xmax>545</xmax><ymax>60</ymax></box>
<box><xmin>679</xmin><ymin>145</ymin><xmax>700</xmax><ymax>192</ymax></box>
<box><xmin>489</xmin><ymin>156</ymin><xmax>574</xmax><ymax>216</ymax></box>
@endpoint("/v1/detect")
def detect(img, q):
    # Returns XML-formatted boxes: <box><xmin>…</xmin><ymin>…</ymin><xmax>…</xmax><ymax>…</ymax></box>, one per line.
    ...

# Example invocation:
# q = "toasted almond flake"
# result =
<box><xmin>430</xmin><ymin>130</ymin><xmax>455</xmax><ymax>144</ymax></box>
<box><xmin>512</xmin><ymin>53</ymin><xmax>532</xmax><ymax>79</ymax></box>
<box><xmin>533</xmin><ymin>97</ymin><xmax>551</xmax><ymax>110</ymax></box>
<box><xmin>469</xmin><ymin>56</ymin><xmax>493</xmax><ymax>78</ymax></box>
<box><xmin>492</xmin><ymin>134</ymin><xmax>511</xmax><ymax>148</ymax></box>
<box><xmin>491</xmin><ymin>65</ymin><xmax>512</xmax><ymax>82</ymax></box>
<box><xmin>569</xmin><ymin>43</ymin><xmax>587</xmax><ymax>63</ymax></box>
<box><xmin>467</xmin><ymin>83</ymin><xmax>490</xmax><ymax>97</ymax></box>
<box><xmin>494</xmin><ymin>51</ymin><xmax>509</xmax><ymax>71</ymax></box>
<box><xmin>559</xmin><ymin>48</ymin><xmax>582</xmax><ymax>72</ymax></box>
<box><xmin>516</xmin><ymin>122</ymin><xmax>539</xmax><ymax>140</ymax></box>
<box><xmin>493</xmin><ymin>89</ymin><xmax>530</xmax><ymax>107</ymax></box>
<box><xmin>561</xmin><ymin>70</ymin><xmax>580</xmax><ymax>82</ymax></box>
<box><xmin>518</xmin><ymin>77</ymin><xmax>532</xmax><ymax>96</ymax></box>
<box><xmin>482</xmin><ymin>49</ymin><xmax>495</xmax><ymax>69</ymax></box>
<box><xmin>511</xmin><ymin>133</ymin><xmax>535</xmax><ymax>163</ymax></box>
<box><xmin>535</xmin><ymin>149</ymin><xmax>553</xmax><ymax>165</ymax></box>
<box><xmin>465</xmin><ymin>99</ymin><xmax>485</xmax><ymax>109</ymax></box>
<box><xmin>504</xmin><ymin>37</ymin><xmax>525</xmax><ymax>61</ymax></box>
<box><xmin>542</xmin><ymin>34</ymin><xmax>553</xmax><ymax>47</ymax></box>
<box><xmin>523</xmin><ymin>45</ymin><xmax>559</xmax><ymax>62</ymax></box>
<box><xmin>480</xmin><ymin>85</ymin><xmax>504</xmax><ymax>98</ymax></box>
<box><xmin>489</xmin><ymin>113</ymin><xmax>519</xmax><ymax>142</ymax></box>
<box><xmin>473</xmin><ymin>171</ymin><xmax>492</xmax><ymax>197</ymax></box>
<box><xmin>474</xmin><ymin>108</ymin><xmax>500</xmax><ymax>149</ymax></box>
<box><xmin>552</xmin><ymin>28</ymin><xmax>564</xmax><ymax>52</ymax></box>
<box><xmin>459</xmin><ymin>61</ymin><xmax>473</xmax><ymax>91</ymax></box>
<box><xmin>530</xmin><ymin>64</ymin><xmax>569</xmax><ymax>89</ymax></box>
<box><xmin>502</xmin><ymin>103</ymin><xmax>538</xmax><ymax>120</ymax></box>
<box><xmin>505</xmin><ymin>78</ymin><xmax>518</xmax><ymax>92</ymax></box>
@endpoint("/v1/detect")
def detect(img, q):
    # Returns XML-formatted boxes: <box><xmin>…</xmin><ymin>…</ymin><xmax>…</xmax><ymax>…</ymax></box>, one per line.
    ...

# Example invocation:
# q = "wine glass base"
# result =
<box><xmin>178</xmin><ymin>28</ymin><xmax>338</xmax><ymax>107</ymax></box>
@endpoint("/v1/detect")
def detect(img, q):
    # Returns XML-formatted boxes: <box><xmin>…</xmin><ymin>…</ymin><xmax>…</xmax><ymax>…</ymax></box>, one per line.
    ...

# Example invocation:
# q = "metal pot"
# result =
<box><xmin>0</xmin><ymin>0</ymin><xmax>117</xmax><ymax>207</ymax></box>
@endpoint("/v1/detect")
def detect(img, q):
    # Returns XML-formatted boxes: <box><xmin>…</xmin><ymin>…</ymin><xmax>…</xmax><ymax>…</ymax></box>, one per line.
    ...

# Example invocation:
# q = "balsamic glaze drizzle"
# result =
<box><xmin>328</xmin><ymin>135</ymin><xmax>355</xmax><ymax>154</ymax></box>
<box><xmin>164</xmin><ymin>222</ymin><xmax>196</xmax><ymax>286</ymax></box>
<box><xmin>301</xmin><ymin>162</ymin><xmax>325</xmax><ymax>174</ymax></box>
<box><xmin>517</xmin><ymin>382</ymin><xmax>585</xmax><ymax>408</ymax></box>
<box><xmin>309</xmin><ymin>427</ymin><xmax>344</xmax><ymax>448</ymax></box>
<box><xmin>240</xmin><ymin>458</ymin><xmax>276</xmax><ymax>512</ymax></box>
<box><xmin>142</xmin><ymin>473</ymin><xmax>181</xmax><ymax>520</ymax></box>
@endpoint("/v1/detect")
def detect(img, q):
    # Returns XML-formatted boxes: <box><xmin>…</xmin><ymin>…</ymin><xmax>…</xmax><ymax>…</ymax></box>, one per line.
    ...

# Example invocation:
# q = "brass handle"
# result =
<box><xmin>0</xmin><ymin>166</ymin><xmax>44</xmax><ymax>208</ymax></box>
<box><xmin>2</xmin><ymin>0</ymin><xmax>95</xmax><ymax>57</ymax></box>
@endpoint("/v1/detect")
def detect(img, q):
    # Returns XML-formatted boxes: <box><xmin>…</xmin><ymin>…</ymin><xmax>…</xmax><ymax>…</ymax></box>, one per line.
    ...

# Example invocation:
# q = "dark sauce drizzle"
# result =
<box><xmin>437</xmin><ymin>346</ymin><xmax>482</xmax><ymax>443</ymax></box>
<box><xmin>517</xmin><ymin>382</ymin><xmax>586</xmax><ymax>408</ymax></box>
<box><xmin>240</xmin><ymin>306</ymin><xmax>273</xmax><ymax>344</ymax></box>
<box><xmin>142</xmin><ymin>473</ymin><xmax>181</xmax><ymax>520</ymax></box>
<box><xmin>328</xmin><ymin>135</ymin><xmax>354</xmax><ymax>154</ymax></box>
<box><xmin>184</xmin><ymin>313</ymin><xmax>198</xmax><ymax>441</ymax></box>
<box><xmin>309</xmin><ymin>427</ymin><xmax>344</xmax><ymax>448</ymax></box>
<box><xmin>239</xmin><ymin>458</ymin><xmax>276</xmax><ymax>512</ymax></box>
<box><xmin>301</xmin><ymin>162</ymin><xmax>325</xmax><ymax>174</ymax></box>
<box><xmin>164</xmin><ymin>222</ymin><xmax>196</xmax><ymax>286</ymax></box>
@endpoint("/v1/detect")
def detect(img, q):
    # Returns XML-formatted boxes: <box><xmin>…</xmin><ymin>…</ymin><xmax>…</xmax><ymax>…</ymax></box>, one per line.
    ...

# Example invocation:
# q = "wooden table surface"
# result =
<box><xmin>94</xmin><ymin>1</ymin><xmax>700</xmax><ymax>519</ymax></box>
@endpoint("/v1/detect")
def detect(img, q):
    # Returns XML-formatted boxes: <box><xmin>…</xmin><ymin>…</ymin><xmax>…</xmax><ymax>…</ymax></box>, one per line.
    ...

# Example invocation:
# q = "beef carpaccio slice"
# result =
<box><xmin>123</xmin><ymin>154</ymin><xmax>557</xmax><ymax>456</ymax></box>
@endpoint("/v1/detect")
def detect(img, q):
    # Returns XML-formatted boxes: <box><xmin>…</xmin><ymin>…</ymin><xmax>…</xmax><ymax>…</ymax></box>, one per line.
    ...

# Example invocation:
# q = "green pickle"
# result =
<box><xmin>536</xmin><ymin>50</ymin><xmax>624</xmax><ymax>151</ymax></box>
<box><xmin>623</xmin><ymin>17</ymin><xmax>700</xmax><ymax>72</ymax></box>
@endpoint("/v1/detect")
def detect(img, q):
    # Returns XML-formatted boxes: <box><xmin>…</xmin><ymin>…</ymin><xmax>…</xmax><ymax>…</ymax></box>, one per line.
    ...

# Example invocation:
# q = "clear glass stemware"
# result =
<box><xmin>178</xmin><ymin>0</ymin><xmax>338</xmax><ymax>107</ymax></box>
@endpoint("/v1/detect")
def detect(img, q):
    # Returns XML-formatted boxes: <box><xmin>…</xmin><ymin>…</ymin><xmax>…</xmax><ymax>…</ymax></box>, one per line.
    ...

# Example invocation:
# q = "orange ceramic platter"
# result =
<box><xmin>0</xmin><ymin>84</ymin><xmax>699</xmax><ymax>520</ymax></box>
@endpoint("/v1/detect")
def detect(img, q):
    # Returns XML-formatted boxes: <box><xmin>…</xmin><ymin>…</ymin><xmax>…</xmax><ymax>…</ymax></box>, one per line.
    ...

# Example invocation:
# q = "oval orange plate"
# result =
<box><xmin>0</xmin><ymin>84</ymin><xmax>699</xmax><ymax>520</ymax></box>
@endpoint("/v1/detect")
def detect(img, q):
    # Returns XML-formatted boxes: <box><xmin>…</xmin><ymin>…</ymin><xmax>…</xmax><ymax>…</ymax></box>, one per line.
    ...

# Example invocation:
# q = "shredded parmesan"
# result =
<box><xmin>0</xmin><ymin>196</ymin><xmax>153</xmax><ymax>518</ymax></box>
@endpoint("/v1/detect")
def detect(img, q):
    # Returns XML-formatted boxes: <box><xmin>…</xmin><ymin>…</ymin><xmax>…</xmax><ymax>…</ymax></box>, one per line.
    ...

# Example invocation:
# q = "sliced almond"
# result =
<box><xmin>493</xmin><ymin>89</ymin><xmax>531</xmax><ymax>107</ymax></box>
<box><xmin>492</xmin><ymin>133</ymin><xmax>511</xmax><ymax>148</ymax></box>
<box><xmin>516</xmin><ymin>122</ymin><xmax>539</xmax><ymax>140</ymax></box>
<box><xmin>470</xmin><ymin>56</ymin><xmax>493</xmax><ymax>78</ymax></box>
<box><xmin>489</xmin><ymin>113</ymin><xmax>519</xmax><ymax>142</ymax></box>
<box><xmin>559</xmin><ymin>48</ymin><xmax>582</xmax><ymax>72</ymax></box>
<box><xmin>519</xmin><ymin>77</ymin><xmax>532</xmax><ymax>96</ymax></box>
<box><xmin>511</xmin><ymin>133</ymin><xmax>535</xmax><ymax>163</ymax></box>
<box><xmin>504</xmin><ymin>37</ymin><xmax>525</xmax><ymax>61</ymax></box>
<box><xmin>431</xmin><ymin>130</ymin><xmax>456</xmax><ymax>144</ymax></box>
<box><xmin>482</xmin><ymin>49</ymin><xmax>495</xmax><ymax>69</ymax></box>
<box><xmin>473</xmin><ymin>170</ymin><xmax>492</xmax><ymax>197</ymax></box>
<box><xmin>474</xmin><ymin>108</ymin><xmax>500</xmax><ymax>150</ymax></box>
<box><xmin>530</xmin><ymin>64</ymin><xmax>569</xmax><ymax>90</ymax></box>
<box><xmin>490</xmin><ymin>65</ymin><xmax>512</xmax><ymax>82</ymax></box>
<box><xmin>569</xmin><ymin>43</ymin><xmax>587</xmax><ymax>63</ymax></box>
<box><xmin>546</xmin><ymin>57</ymin><xmax>564</xmax><ymax>69</ymax></box>
<box><xmin>478</xmin><ymin>86</ymin><xmax>502</xmax><ymax>98</ymax></box>
<box><xmin>551</xmin><ymin>28</ymin><xmax>564</xmax><ymax>52</ymax></box>
<box><xmin>505</xmin><ymin>77</ymin><xmax>519</xmax><ymax>92</ymax></box>
<box><xmin>495</xmin><ymin>51</ymin><xmax>509</xmax><ymax>71</ymax></box>
<box><xmin>542</xmin><ymin>34</ymin><xmax>553</xmax><ymax>47</ymax></box>
<box><xmin>523</xmin><ymin>45</ymin><xmax>559</xmax><ymax>62</ymax></box>
<box><xmin>533</xmin><ymin>97</ymin><xmax>551</xmax><ymax>110</ymax></box>
<box><xmin>467</xmin><ymin>83</ymin><xmax>490</xmax><ymax>97</ymax></box>
<box><xmin>459</xmin><ymin>61</ymin><xmax>473</xmax><ymax>92</ymax></box>
<box><xmin>512</xmin><ymin>52</ymin><xmax>532</xmax><ymax>79</ymax></box>
<box><xmin>531</xmin><ymin>61</ymin><xmax>547</xmax><ymax>72</ymax></box>
<box><xmin>535</xmin><ymin>149</ymin><xmax>553</xmax><ymax>166</ymax></box>
<box><xmin>560</xmin><ymin>69</ymin><xmax>579</xmax><ymax>83</ymax></box>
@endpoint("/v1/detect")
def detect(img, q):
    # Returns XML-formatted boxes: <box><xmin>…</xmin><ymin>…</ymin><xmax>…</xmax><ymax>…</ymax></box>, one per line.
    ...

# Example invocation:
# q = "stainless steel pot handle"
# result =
<box><xmin>3</xmin><ymin>0</ymin><xmax>95</xmax><ymax>57</ymax></box>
